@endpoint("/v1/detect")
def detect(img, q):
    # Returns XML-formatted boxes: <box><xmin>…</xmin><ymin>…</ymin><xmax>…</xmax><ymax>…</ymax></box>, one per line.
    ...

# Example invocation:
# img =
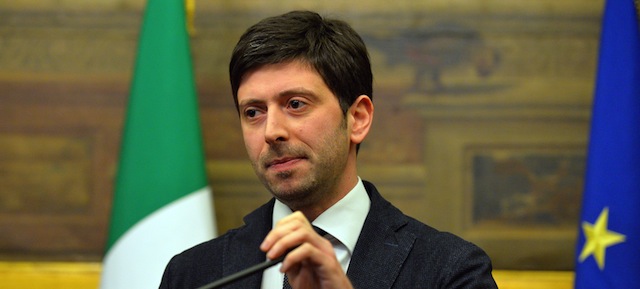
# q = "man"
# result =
<box><xmin>160</xmin><ymin>10</ymin><xmax>497</xmax><ymax>289</ymax></box>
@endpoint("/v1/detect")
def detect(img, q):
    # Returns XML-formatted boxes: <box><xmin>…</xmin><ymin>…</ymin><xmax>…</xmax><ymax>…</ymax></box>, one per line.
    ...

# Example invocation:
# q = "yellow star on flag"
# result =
<box><xmin>578</xmin><ymin>207</ymin><xmax>626</xmax><ymax>270</ymax></box>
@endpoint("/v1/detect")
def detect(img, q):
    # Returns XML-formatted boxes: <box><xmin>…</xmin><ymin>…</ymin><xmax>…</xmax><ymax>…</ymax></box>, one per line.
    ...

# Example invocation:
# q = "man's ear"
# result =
<box><xmin>348</xmin><ymin>95</ymin><xmax>374</xmax><ymax>145</ymax></box>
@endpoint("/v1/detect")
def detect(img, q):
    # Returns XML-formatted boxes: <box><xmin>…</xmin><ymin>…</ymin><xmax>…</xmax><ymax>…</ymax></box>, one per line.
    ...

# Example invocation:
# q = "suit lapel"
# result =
<box><xmin>221</xmin><ymin>199</ymin><xmax>275</xmax><ymax>289</ymax></box>
<box><xmin>347</xmin><ymin>182</ymin><xmax>416</xmax><ymax>289</ymax></box>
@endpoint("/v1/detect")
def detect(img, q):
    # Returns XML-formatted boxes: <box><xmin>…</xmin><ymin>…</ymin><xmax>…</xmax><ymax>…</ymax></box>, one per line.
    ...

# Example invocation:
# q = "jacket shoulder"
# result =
<box><xmin>159</xmin><ymin>228</ymin><xmax>241</xmax><ymax>289</ymax></box>
<box><xmin>361</xmin><ymin>180</ymin><xmax>496</xmax><ymax>288</ymax></box>
<box><xmin>400</xmin><ymin>214</ymin><xmax>497</xmax><ymax>288</ymax></box>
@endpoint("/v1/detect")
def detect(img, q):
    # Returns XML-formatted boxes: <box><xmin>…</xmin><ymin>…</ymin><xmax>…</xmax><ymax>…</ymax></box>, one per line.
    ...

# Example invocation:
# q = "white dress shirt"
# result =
<box><xmin>260</xmin><ymin>178</ymin><xmax>371</xmax><ymax>289</ymax></box>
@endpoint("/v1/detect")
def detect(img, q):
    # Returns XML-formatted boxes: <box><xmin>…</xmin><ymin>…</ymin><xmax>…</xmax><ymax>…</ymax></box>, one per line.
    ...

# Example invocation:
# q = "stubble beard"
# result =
<box><xmin>254</xmin><ymin>119</ymin><xmax>349</xmax><ymax>210</ymax></box>
<box><xmin>255</xmin><ymin>144</ymin><xmax>340</xmax><ymax>210</ymax></box>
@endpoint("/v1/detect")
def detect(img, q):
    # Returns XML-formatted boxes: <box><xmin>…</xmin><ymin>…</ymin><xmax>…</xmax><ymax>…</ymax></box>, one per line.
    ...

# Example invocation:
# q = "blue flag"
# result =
<box><xmin>574</xmin><ymin>0</ymin><xmax>640</xmax><ymax>288</ymax></box>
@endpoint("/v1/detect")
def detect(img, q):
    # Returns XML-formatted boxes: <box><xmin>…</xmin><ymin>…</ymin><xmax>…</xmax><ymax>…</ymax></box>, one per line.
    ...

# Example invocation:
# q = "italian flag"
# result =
<box><xmin>100</xmin><ymin>0</ymin><xmax>216</xmax><ymax>288</ymax></box>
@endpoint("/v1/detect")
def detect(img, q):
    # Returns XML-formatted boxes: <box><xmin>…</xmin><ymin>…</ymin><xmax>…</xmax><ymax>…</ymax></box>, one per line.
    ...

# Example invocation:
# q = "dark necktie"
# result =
<box><xmin>283</xmin><ymin>274</ymin><xmax>293</xmax><ymax>289</ymax></box>
<box><xmin>282</xmin><ymin>226</ymin><xmax>328</xmax><ymax>289</ymax></box>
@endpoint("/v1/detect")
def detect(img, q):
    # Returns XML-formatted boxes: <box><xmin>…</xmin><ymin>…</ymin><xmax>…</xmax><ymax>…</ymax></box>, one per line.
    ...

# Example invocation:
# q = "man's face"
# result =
<box><xmin>237</xmin><ymin>60</ymin><xmax>351</xmax><ymax>207</ymax></box>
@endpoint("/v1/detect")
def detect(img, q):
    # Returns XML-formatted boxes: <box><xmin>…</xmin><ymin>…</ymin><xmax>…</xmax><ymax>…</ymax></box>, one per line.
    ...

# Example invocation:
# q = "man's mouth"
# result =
<box><xmin>266</xmin><ymin>157</ymin><xmax>304</xmax><ymax>170</ymax></box>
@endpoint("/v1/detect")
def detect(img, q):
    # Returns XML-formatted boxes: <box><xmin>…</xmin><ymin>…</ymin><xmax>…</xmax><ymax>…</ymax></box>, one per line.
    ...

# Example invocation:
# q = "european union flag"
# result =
<box><xmin>574</xmin><ymin>0</ymin><xmax>640</xmax><ymax>288</ymax></box>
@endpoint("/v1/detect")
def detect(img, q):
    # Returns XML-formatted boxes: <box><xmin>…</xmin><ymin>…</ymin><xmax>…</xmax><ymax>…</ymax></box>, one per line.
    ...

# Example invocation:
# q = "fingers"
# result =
<box><xmin>260</xmin><ymin>211</ymin><xmax>332</xmax><ymax>261</ymax></box>
<box><xmin>283</xmin><ymin>243</ymin><xmax>353</xmax><ymax>289</ymax></box>
<box><xmin>262</xmin><ymin>211</ymin><xmax>353</xmax><ymax>289</ymax></box>
<box><xmin>279</xmin><ymin>242</ymin><xmax>333</xmax><ymax>272</ymax></box>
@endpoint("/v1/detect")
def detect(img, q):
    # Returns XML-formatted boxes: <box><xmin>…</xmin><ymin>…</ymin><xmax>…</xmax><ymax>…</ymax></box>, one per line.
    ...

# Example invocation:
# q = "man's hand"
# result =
<box><xmin>260</xmin><ymin>211</ymin><xmax>353</xmax><ymax>289</ymax></box>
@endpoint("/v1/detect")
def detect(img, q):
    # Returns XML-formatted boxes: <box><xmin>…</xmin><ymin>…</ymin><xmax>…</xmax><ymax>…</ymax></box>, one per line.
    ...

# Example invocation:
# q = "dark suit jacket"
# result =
<box><xmin>159</xmin><ymin>181</ymin><xmax>498</xmax><ymax>288</ymax></box>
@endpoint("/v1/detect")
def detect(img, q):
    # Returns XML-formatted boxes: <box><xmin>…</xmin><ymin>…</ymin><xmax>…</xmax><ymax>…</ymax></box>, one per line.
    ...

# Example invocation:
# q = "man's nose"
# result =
<box><xmin>264</xmin><ymin>109</ymin><xmax>289</xmax><ymax>144</ymax></box>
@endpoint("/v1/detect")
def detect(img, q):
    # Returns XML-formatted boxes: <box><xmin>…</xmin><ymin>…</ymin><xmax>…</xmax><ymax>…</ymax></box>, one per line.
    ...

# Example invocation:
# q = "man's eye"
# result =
<box><xmin>245</xmin><ymin>109</ymin><xmax>258</xmax><ymax>118</ymax></box>
<box><xmin>289</xmin><ymin>99</ymin><xmax>305</xmax><ymax>109</ymax></box>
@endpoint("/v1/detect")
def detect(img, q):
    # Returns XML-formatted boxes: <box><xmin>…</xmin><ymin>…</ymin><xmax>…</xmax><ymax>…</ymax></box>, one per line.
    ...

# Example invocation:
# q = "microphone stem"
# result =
<box><xmin>195</xmin><ymin>254</ymin><xmax>285</xmax><ymax>289</ymax></box>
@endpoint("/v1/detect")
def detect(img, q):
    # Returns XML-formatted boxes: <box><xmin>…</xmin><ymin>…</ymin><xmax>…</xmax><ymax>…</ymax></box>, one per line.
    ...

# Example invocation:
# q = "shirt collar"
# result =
<box><xmin>272</xmin><ymin>178</ymin><xmax>371</xmax><ymax>255</ymax></box>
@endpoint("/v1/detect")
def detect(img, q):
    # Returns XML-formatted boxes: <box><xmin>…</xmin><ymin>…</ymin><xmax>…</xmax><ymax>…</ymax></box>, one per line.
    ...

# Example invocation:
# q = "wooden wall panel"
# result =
<box><xmin>0</xmin><ymin>79</ymin><xmax>127</xmax><ymax>260</ymax></box>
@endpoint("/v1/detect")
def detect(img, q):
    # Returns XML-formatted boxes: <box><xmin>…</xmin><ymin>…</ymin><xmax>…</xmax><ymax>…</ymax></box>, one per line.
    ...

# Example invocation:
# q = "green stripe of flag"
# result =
<box><xmin>106</xmin><ymin>0</ymin><xmax>208</xmax><ymax>252</ymax></box>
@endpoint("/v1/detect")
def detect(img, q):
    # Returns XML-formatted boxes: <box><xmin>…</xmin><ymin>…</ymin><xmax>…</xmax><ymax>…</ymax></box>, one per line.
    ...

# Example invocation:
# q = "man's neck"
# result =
<box><xmin>287</xmin><ymin>174</ymin><xmax>359</xmax><ymax>221</ymax></box>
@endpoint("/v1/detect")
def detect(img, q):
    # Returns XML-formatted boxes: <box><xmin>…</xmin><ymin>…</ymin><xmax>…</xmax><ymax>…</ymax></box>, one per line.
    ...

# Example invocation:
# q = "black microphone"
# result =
<box><xmin>195</xmin><ymin>251</ymin><xmax>290</xmax><ymax>289</ymax></box>
<box><xmin>195</xmin><ymin>226</ymin><xmax>328</xmax><ymax>289</ymax></box>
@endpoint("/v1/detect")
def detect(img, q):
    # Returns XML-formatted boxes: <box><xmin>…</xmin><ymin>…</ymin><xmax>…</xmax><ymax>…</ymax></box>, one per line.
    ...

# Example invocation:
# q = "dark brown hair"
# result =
<box><xmin>229</xmin><ymin>10</ymin><xmax>373</xmax><ymax>115</ymax></box>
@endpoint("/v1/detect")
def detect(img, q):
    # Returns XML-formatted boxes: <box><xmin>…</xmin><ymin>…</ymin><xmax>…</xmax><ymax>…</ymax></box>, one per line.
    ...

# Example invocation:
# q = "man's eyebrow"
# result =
<box><xmin>278</xmin><ymin>87</ymin><xmax>319</xmax><ymax>100</ymax></box>
<box><xmin>238</xmin><ymin>97</ymin><xmax>267</xmax><ymax>109</ymax></box>
<box><xmin>238</xmin><ymin>87</ymin><xmax>320</xmax><ymax>108</ymax></box>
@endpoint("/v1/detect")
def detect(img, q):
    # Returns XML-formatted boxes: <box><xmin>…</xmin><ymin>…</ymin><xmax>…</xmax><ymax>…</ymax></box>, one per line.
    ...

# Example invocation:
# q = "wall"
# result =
<box><xmin>0</xmin><ymin>0</ymin><xmax>602</xmax><ymax>272</ymax></box>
